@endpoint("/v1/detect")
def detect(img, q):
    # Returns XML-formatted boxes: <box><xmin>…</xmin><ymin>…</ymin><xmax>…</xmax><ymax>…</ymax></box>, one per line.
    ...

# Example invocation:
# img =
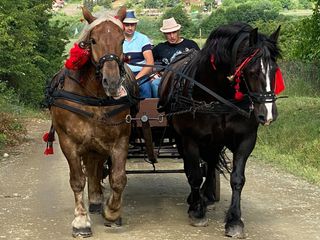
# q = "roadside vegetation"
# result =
<box><xmin>0</xmin><ymin>0</ymin><xmax>319</xmax><ymax>184</ymax></box>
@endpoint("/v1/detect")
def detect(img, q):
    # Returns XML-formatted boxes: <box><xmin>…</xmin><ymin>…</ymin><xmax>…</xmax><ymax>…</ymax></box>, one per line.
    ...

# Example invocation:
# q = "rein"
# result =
<box><xmin>129</xmin><ymin>61</ymin><xmax>252</xmax><ymax>118</ymax></box>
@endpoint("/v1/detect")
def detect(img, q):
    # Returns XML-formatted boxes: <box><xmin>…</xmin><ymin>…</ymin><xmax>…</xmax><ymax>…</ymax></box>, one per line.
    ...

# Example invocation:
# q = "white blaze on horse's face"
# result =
<box><xmin>260</xmin><ymin>59</ymin><xmax>273</xmax><ymax>125</ymax></box>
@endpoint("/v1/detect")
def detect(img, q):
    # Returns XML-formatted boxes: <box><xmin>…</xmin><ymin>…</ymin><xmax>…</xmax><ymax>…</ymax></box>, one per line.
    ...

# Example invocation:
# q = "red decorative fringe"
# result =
<box><xmin>234</xmin><ymin>74</ymin><xmax>244</xmax><ymax>101</ymax></box>
<box><xmin>234</xmin><ymin>91</ymin><xmax>244</xmax><ymax>101</ymax></box>
<box><xmin>274</xmin><ymin>67</ymin><xmax>285</xmax><ymax>95</ymax></box>
<box><xmin>65</xmin><ymin>43</ymin><xmax>90</xmax><ymax>70</ymax></box>
<box><xmin>43</xmin><ymin>131</ymin><xmax>55</xmax><ymax>155</ymax></box>
<box><xmin>44</xmin><ymin>146</ymin><xmax>54</xmax><ymax>155</ymax></box>
<box><xmin>42</xmin><ymin>132</ymin><xmax>49</xmax><ymax>142</ymax></box>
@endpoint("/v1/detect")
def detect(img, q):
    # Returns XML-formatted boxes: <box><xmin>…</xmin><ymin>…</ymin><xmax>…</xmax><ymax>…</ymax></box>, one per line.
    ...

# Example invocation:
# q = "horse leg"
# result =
<box><xmin>183</xmin><ymin>137</ymin><xmax>208</xmax><ymax>227</ymax></box>
<box><xmin>83</xmin><ymin>152</ymin><xmax>104</xmax><ymax>214</ymax></box>
<box><xmin>225</xmin><ymin>137</ymin><xmax>255</xmax><ymax>238</ymax></box>
<box><xmin>59</xmin><ymin>135</ymin><xmax>92</xmax><ymax>237</ymax></box>
<box><xmin>103</xmin><ymin>139</ymin><xmax>128</xmax><ymax>227</ymax></box>
<box><xmin>201</xmin><ymin>150</ymin><xmax>220</xmax><ymax>206</ymax></box>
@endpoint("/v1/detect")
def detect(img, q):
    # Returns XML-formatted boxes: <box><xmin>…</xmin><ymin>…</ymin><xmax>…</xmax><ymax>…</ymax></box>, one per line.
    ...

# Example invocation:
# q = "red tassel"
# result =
<box><xmin>235</xmin><ymin>91</ymin><xmax>244</xmax><ymax>101</ymax></box>
<box><xmin>44</xmin><ymin>146</ymin><xmax>54</xmax><ymax>155</ymax></box>
<box><xmin>233</xmin><ymin>74</ymin><xmax>244</xmax><ymax>101</ymax></box>
<box><xmin>65</xmin><ymin>43</ymin><xmax>90</xmax><ymax>70</ymax></box>
<box><xmin>43</xmin><ymin>129</ymin><xmax>55</xmax><ymax>155</ymax></box>
<box><xmin>274</xmin><ymin>67</ymin><xmax>285</xmax><ymax>95</ymax></box>
<box><xmin>43</xmin><ymin>132</ymin><xmax>49</xmax><ymax>142</ymax></box>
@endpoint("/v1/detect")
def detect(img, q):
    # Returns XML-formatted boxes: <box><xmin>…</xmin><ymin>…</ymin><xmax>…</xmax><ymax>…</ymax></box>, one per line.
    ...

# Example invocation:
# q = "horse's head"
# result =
<box><xmin>81</xmin><ymin>6</ymin><xmax>126</xmax><ymax>97</ymax></box>
<box><xmin>239</xmin><ymin>27</ymin><xmax>281</xmax><ymax>126</ymax></box>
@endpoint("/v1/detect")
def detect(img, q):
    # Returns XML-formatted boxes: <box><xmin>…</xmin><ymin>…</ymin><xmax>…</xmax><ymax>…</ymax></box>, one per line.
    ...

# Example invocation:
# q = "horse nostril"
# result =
<box><xmin>102</xmin><ymin>78</ymin><xmax>108</xmax><ymax>85</ymax></box>
<box><xmin>258</xmin><ymin>115</ymin><xmax>265</xmax><ymax>123</ymax></box>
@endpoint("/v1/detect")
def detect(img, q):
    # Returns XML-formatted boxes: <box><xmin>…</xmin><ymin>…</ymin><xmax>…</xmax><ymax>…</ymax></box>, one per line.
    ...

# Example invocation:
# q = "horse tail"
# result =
<box><xmin>217</xmin><ymin>147</ymin><xmax>232</xmax><ymax>178</ymax></box>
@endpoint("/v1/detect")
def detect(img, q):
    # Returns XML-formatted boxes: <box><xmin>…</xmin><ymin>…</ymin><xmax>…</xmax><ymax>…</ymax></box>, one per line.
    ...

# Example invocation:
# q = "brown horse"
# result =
<box><xmin>46</xmin><ymin>6</ymin><xmax>138</xmax><ymax>237</ymax></box>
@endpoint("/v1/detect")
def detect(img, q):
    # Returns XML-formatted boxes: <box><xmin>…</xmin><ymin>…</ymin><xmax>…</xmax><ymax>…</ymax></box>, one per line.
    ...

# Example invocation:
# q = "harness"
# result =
<box><xmin>45</xmin><ymin>68</ymin><xmax>139</xmax><ymax>125</ymax></box>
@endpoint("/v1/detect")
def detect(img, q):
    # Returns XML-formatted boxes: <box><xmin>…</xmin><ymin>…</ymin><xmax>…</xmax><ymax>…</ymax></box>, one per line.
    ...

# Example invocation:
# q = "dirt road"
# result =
<box><xmin>0</xmin><ymin>118</ymin><xmax>319</xmax><ymax>240</ymax></box>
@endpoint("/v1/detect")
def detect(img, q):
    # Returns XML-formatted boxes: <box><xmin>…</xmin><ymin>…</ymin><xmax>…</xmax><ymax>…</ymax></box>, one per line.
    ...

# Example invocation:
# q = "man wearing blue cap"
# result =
<box><xmin>123</xmin><ymin>10</ymin><xmax>154</xmax><ymax>98</ymax></box>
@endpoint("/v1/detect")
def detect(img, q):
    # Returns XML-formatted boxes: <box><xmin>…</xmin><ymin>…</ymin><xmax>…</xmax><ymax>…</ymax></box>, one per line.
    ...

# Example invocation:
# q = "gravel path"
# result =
<box><xmin>0</xmin><ymin>118</ymin><xmax>319</xmax><ymax>240</ymax></box>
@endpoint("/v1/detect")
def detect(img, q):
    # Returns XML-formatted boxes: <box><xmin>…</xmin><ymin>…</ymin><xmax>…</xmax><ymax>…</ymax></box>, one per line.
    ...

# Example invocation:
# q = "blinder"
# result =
<box><xmin>78</xmin><ymin>40</ymin><xmax>126</xmax><ymax>82</ymax></box>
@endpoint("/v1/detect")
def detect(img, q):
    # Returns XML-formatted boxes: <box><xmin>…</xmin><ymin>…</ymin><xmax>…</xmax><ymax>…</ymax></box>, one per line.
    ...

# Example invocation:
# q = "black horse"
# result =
<box><xmin>158</xmin><ymin>22</ymin><xmax>281</xmax><ymax>238</ymax></box>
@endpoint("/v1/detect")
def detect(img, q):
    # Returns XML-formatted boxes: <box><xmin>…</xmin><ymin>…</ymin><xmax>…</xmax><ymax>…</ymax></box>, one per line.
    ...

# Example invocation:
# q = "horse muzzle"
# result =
<box><xmin>255</xmin><ymin>102</ymin><xmax>278</xmax><ymax>126</ymax></box>
<box><xmin>102</xmin><ymin>78</ymin><xmax>122</xmax><ymax>97</ymax></box>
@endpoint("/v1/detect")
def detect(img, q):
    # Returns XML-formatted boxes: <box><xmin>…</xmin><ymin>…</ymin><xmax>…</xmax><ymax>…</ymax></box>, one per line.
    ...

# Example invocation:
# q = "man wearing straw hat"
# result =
<box><xmin>151</xmin><ymin>17</ymin><xmax>199</xmax><ymax>97</ymax></box>
<box><xmin>123</xmin><ymin>10</ymin><xmax>154</xmax><ymax>98</ymax></box>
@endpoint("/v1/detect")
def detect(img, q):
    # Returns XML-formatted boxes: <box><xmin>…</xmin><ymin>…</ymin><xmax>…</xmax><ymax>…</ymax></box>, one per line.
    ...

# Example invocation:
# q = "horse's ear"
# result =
<box><xmin>81</xmin><ymin>6</ymin><xmax>96</xmax><ymax>24</ymax></box>
<box><xmin>117</xmin><ymin>6</ymin><xmax>127</xmax><ymax>22</ymax></box>
<box><xmin>270</xmin><ymin>25</ymin><xmax>281</xmax><ymax>42</ymax></box>
<box><xmin>249</xmin><ymin>28</ymin><xmax>258</xmax><ymax>46</ymax></box>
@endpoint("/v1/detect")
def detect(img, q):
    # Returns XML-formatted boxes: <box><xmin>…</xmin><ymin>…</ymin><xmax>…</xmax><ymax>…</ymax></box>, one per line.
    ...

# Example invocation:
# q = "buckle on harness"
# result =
<box><xmin>125</xmin><ymin>114</ymin><xmax>132</xmax><ymax>123</ymax></box>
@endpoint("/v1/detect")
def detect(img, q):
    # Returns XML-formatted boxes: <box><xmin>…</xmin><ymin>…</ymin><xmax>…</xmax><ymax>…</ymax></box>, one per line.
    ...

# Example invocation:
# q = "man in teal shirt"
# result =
<box><xmin>123</xmin><ymin>10</ymin><xmax>154</xmax><ymax>98</ymax></box>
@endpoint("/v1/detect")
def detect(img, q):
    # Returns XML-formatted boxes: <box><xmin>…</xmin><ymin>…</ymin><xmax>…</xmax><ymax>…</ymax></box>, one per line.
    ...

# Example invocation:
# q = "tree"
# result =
<box><xmin>293</xmin><ymin>2</ymin><xmax>320</xmax><ymax>62</ymax></box>
<box><xmin>144</xmin><ymin>0</ymin><xmax>160</xmax><ymax>8</ymax></box>
<box><xmin>199</xmin><ymin>8</ymin><xmax>227</xmax><ymax>36</ymax></box>
<box><xmin>0</xmin><ymin>0</ymin><xmax>68</xmax><ymax>106</ymax></box>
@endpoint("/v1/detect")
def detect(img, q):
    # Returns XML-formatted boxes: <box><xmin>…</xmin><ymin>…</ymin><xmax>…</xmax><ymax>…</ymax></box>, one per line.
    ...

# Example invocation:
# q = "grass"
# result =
<box><xmin>280</xmin><ymin>9</ymin><xmax>313</xmax><ymax>17</ymax></box>
<box><xmin>254</xmin><ymin>96</ymin><xmax>320</xmax><ymax>185</ymax></box>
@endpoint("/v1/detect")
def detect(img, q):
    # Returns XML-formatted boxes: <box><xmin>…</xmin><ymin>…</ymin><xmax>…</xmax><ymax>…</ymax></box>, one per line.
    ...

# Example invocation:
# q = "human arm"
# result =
<box><xmin>135</xmin><ymin>49</ymin><xmax>154</xmax><ymax>80</ymax></box>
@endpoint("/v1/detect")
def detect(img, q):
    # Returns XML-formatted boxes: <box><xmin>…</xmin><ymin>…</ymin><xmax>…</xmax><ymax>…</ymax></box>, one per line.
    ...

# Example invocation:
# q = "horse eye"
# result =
<box><xmin>90</xmin><ymin>38</ymin><xmax>96</xmax><ymax>45</ymax></box>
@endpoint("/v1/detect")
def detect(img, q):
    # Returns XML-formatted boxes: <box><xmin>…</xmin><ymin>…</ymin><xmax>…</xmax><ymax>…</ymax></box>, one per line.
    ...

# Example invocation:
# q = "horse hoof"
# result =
<box><xmin>89</xmin><ymin>203</ymin><xmax>102</xmax><ymax>214</ymax></box>
<box><xmin>189</xmin><ymin>216</ymin><xmax>208</xmax><ymax>227</ymax></box>
<box><xmin>225</xmin><ymin>225</ymin><xmax>245</xmax><ymax>239</ymax></box>
<box><xmin>72</xmin><ymin>227</ymin><xmax>92</xmax><ymax>238</ymax></box>
<box><xmin>104</xmin><ymin>217</ymin><xmax>122</xmax><ymax>228</ymax></box>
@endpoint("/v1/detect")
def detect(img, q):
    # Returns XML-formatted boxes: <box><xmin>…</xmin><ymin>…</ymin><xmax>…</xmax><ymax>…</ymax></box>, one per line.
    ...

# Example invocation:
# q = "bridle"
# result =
<box><xmin>78</xmin><ymin>39</ymin><xmax>127</xmax><ymax>84</ymax></box>
<box><xmin>227</xmin><ymin>48</ymin><xmax>277</xmax><ymax>104</ymax></box>
<box><xmin>92</xmin><ymin>53</ymin><xmax>126</xmax><ymax>82</ymax></box>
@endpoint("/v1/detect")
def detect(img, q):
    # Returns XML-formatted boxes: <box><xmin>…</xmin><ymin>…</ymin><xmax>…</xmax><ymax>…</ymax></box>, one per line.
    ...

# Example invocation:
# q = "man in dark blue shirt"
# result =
<box><xmin>151</xmin><ymin>17</ymin><xmax>199</xmax><ymax>97</ymax></box>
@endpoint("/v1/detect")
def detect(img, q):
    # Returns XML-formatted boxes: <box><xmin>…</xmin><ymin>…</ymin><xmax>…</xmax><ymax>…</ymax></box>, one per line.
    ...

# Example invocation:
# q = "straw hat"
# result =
<box><xmin>160</xmin><ymin>17</ymin><xmax>181</xmax><ymax>33</ymax></box>
<box><xmin>123</xmin><ymin>10</ymin><xmax>139</xmax><ymax>24</ymax></box>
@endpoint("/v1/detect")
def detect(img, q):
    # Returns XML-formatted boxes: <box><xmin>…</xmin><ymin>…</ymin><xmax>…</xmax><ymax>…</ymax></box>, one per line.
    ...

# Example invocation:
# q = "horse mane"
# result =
<box><xmin>78</xmin><ymin>9</ymin><xmax>123</xmax><ymax>42</ymax></box>
<box><xmin>197</xmin><ymin>22</ymin><xmax>280</xmax><ymax>72</ymax></box>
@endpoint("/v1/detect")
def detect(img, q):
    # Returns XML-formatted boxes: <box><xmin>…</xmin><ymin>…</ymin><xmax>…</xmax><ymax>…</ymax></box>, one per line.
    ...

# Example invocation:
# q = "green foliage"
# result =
<box><xmin>224</xmin><ymin>2</ymin><xmax>279</xmax><ymax>23</ymax></box>
<box><xmin>279</xmin><ymin>61</ymin><xmax>320</xmax><ymax>96</ymax></box>
<box><xmin>125</xmin><ymin>0</ymin><xmax>141</xmax><ymax>9</ymax></box>
<box><xmin>199</xmin><ymin>1</ymin><xmax>279</xmax><ymax>37</ymax></box>
<box><xmin>291</xmin><ymin>3</ymin><xmax>320</xmax><ymax>62</ymax></box>
<box><xmin>253</xmin><ymin>18</ymin><xmax>300</xmax><ymax>60</ymax></box>
<box><xmin>136</xmin><ymin>17</ymin><xmax>163</xmax><ymax>44</ymax></box>
<box><xmin>144</xmin><ymin>0</ymin><xmax>161</xmax><ymax>8</ymax></box>
<box><xmin>0</xmin><ymin>0</ymin><xmax>68</xmax><ymax>107</ymax></box>
<box><xmin>0</xmin><ymin>82</ymin><xmax>22</xmax><ymax>113</ymax></box>
<box><xmin>83</xmin><ymin>0</ymin><xmax>112</xmax><ymax>9</ymax></box>
<box><xmin>51</xmin><ymin>12</ymin><xmax>83</xmax><ymax>39</ymax></box>
<box><xmin>199</xmin><ymin>8</ymin><xmax>227</xmax><ymax>36</ymax></box>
